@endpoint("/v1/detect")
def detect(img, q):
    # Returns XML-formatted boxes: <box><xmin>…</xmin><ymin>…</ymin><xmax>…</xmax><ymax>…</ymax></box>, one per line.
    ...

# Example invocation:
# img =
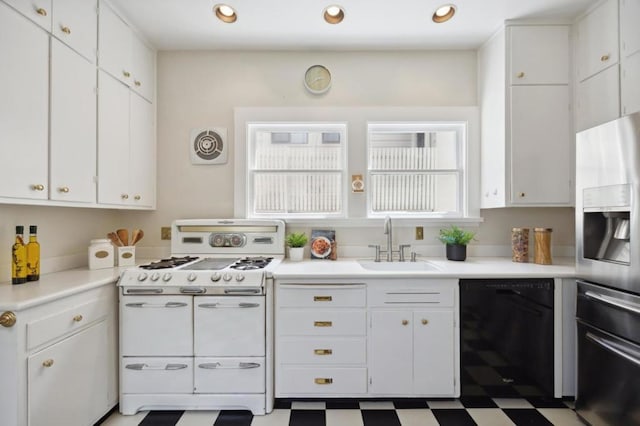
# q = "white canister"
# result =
<box><xmin>117</xmin><ymin>246</ymin><xmax>136</xmax><ymax>267</ymax></box>
<box><xmin>88</xmin><ymin>239</ymin><xmax>114</xmax><ymax>269</ymax></box>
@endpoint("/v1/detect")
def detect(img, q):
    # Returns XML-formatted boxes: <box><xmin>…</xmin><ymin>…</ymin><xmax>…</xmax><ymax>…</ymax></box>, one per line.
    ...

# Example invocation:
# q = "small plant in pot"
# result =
<box><xmin>438</xmin><ymin>225</ymin><xmax>476</xmax><ymax>261</ymax></box>
<box><xmin>286</xmin><ymin>232</ymin><xmax>308</xmax><ymax>262</ymax></box>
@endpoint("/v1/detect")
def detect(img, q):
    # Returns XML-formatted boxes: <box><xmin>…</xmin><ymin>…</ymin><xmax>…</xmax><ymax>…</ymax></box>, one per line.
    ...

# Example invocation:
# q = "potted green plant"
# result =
<box><xmin>438</xmin><ymin>225</ymin><xmax>476</xmax><ymax>261</ymax></box>
<box><xmin>285</xmin><ymin>232</ymin><xmax>308</xmax><ymax>261</ymax></box>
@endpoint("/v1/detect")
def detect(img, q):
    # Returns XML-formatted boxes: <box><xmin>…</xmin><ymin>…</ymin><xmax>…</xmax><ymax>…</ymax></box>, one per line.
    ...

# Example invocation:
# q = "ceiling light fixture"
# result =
<box><xmin>214</xmin><ymin>4</ymin><xmax>237</xmax><ymax>23</ymax></box>
<box><xmin>323</xmin><ymin>5</ymin><xmax>345</xmax><ymax>24</ymax></box>
<box><xmin>432</xmin><ymin>4</ymin><xmax>456</xmax><ymax>23</ymax></box>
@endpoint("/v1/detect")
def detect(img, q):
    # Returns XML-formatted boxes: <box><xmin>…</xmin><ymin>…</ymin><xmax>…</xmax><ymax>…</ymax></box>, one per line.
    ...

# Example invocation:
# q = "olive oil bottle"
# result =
<box><xmin>26</xmin><ymin>225</ymin><xmax>40</xmax><ymax>281</ymax></box>
<box><xmin>11</xmin><ymin>226</ymin><xmax>27</xmax><ymax>284</ymax></box>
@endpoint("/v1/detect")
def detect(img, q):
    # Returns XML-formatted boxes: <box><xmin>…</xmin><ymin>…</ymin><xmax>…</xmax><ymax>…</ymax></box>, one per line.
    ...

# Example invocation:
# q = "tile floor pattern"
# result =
<box><xmin>98</xmin><ymin>398</ymin><xmax>583</xmax><ymax>426</ymax></box>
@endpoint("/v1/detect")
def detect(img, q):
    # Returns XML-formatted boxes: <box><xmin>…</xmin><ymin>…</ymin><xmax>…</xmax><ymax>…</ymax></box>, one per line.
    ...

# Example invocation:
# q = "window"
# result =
<box><xmin>247</xmin><ymin>122</ymin><xmax>347</xmax><ymax>218</ymax></box>
<box><xmin>367</xmin><ymin>122</ymin><xmax>466</xmax><ymax>217</ymax></box>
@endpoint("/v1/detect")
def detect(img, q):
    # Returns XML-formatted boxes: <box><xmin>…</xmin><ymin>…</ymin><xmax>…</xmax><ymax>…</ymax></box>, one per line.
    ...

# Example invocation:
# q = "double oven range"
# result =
<box><xmin>117</xmin><ymin>219</ymin><xmax>284</xmax><ymax>415</ymax></box>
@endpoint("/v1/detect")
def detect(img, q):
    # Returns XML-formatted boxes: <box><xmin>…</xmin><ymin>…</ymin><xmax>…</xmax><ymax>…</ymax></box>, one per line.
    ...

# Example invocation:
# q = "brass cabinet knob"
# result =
<box><xmin>134</xmin><ymin>195</ymin><xmax>141</xmax><ymax>200</ymax></box>
<box><xmin>123</xmin><ymin>70</ymin><xmax>131</xmax><ymax>78</ymax></box>
<box><xmin>121</xmin><ymin>194</ymin><xmax>129</xmax><ymax>200</ymax></box>
<box><xmin>134</xmin><ymin>80</ymin><xmax>141</xmax><ymax>87</ymax></box>
<box><xmin>73</xmin><ymin>314</ymin><xmax>83</xmax><ymax>322</ymax></box>
<box><xmin>58</xmin><ymin>186</ymin><xmax>69</xmax><ymax>193</ymax></box>
<box><xmin>516</xmin><ymin>71</ymin><xmax>525</xmax><ymax>78</ymax></box>
<box><xmin>36</xmin><ymin>8</ymin><xmax>47</xmax><ymax>16</ymax></box>
<box><xmin>601</xmin><ymin>54</ymin><xmax>610</xmax><ymax>62</ymax></box>
<box><xmin>31</xmin><ymin>184</ymin><xmax>45</xmax><ymax>191</ymax></box>
<box><xmin>42</xmin><ymin>359</ymin><xmax>54</xmax><ymax>368</ymax></box>
<box><xmin>0</xmin><ymin>311</ymin><xmax>17</xmax><ymax>328</ymax></box>
<box><xmin>422</xmin><ymin>319</ymin><xmax>429</xmax><ymax>325</ymax></box>
<box><xmin>519</xmin><ymin>192</ymin><xmax>526</xmax><ymax>198</ymax></box>
<box><xmin>61</xmin><ymin>26</ymin><xmax>71</xmax><ymax>34</ymax></box>
<box><xmin>402</xmin><ymin>319</ymin><xmax>409</xmax><ymax>326</ymax></box>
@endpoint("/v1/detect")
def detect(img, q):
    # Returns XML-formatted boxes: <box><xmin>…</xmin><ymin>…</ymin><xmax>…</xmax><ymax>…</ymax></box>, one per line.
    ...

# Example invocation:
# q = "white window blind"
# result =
<box><xmin>367</xmin><ymin>123</ymin><xmax>465</xmax><ymax>217</ymax></box>
<box><xmin>247</xmin><ymin>123</ymin><xmax>347</xmax><ymax>218</ymax></box>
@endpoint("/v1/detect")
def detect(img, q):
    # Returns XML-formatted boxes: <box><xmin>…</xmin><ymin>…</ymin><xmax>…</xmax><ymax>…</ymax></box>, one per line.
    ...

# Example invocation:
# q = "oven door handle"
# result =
<box><xmin>584</xmin><ymin>290</ymin><xmax>640</xmax><ymax>316</ymax></box>
<box><xmin>125</xmin><ymin>288</ymin><xmax>164</xmax><ymax>294</ymax></box>
<box><xmin>125</xmin><ymin>363</ymin><xmax>188</xmax><ymax>371</ymax></box>
<box><xmin>223</xmin><ymin>288</ymin><xmax>262</xmax><ymax>295</ymax></box>
<box><xmin>198</xmin><ymin>362</ymin><xmax>261</xmax><ymax>370</ymax></box>
<box><xmin>198</xmin><ymin>302</ymin><xmax>261</xmax><ymax>309</ymax></box>
<box><xmin>585</xmin><ymin>332</ymin><xmax>640</xmax><ymax>368</ymax></box>
<box><xmin>125</xmin><ymin>302</ymin><xmax>189</xmax><ymax>308</ymax></box>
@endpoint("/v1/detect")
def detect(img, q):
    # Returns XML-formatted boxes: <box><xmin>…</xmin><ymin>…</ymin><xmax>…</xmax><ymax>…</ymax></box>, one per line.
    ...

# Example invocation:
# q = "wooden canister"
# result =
<box><xmin>534</xmin><ymin>228</ymin><xmax>552</xmax><ymax>265</ymax></box>
<box><xmin>511</xmin><ymin>228</ymin><xmax>530</xmax><ymax>262</ymax></box>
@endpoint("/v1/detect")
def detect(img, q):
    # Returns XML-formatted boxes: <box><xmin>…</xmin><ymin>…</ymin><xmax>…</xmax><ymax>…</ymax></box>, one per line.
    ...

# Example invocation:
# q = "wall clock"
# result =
<box><xmin>304</xmin><ymin>65</ymin><xmax>332</xmax><ymax>94</ymax></box>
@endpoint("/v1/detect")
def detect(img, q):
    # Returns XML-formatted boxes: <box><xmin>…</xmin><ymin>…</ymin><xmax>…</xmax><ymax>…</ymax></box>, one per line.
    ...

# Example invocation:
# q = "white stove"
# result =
<box><xmin>117</xmin><ymin>219</ymin><xmax>284</xmax><ymax>416</ymax></box>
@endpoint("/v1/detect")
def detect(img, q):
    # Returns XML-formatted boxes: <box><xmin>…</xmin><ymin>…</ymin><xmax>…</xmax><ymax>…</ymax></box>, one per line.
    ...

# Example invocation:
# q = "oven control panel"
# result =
<box><xmin>210</xmin><ymin>233</ymin><xmax>247</xmax><ymax>248</ymax></box>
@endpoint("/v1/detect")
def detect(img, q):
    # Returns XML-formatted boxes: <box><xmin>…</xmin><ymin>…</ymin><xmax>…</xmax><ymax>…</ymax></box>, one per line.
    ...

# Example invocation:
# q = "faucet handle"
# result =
<box><xmin>399</xmin><ymin>244</ymin><xmax>411</xmax><ymax>262</ymax></box>
<box><xmin>410</xmin><ymin>251</ymin><xmax>417</xmax><ymax>262</ymax></box>
<box><xmin>368</xmin><ymin>244</ymin><xmax>381</xmax><ymax>262</ymax></box>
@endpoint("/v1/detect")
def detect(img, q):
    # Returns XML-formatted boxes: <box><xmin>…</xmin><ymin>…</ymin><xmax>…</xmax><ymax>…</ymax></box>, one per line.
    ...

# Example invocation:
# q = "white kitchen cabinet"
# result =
<box><xmin>576</xmin><ymin>0</ymin><xmax>619</xmax><ymax>82</ymax></box>
<box><xmin>50</xmin><ymin>39</ymin><xmax>97</xmax><ymax>203</ymax></box>
<box><xmin>2</xmin><ymin>0</ymin><xmax>52</xmax><ymax>31</ymax></box>
<box><xmin>576</xmin><ymin>64</ymin><xmax>621</xmax><ymax>131</ymax></box>
<box><xmin>621</xmin><ymin>52</ymin><xmax>640</xmax><ymax>115</ymax></box>
<box><xmin>0</xmin><ymin>282</ymin><xmax>117</xmax><ymax>426</ymax></box>
<box><xmin>0</xmin><ymin>1</ymin><xmax>49</xmax><ymax>201</ymax></box>
<box><xmin>621</xmin><ymin>0</ymin><xmax>640</xmax><ymax>58</ymax></box>
<box><xmin>52</xmin><ymin>0</ymin><xmax>97</xmax><ymax>63</ymax></box>
<box><xmin>98</xmin><ymin>71</ymin><xmax>156</xmax><ymax>208</ymax></box>
<box><xmin>131</xmin><ymin>33</ymin><xmax>156</xmax><ymax>102</ymax></box>
<box><xmin>479</xmin><ymin>23</ymin><xmax>572</xmax><ymax>208</ymax></box>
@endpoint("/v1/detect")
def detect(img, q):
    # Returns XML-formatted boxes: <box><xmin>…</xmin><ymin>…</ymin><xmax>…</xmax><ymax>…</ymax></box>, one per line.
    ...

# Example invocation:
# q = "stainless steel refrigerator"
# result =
<box><xmin>575</xmin><ymin>111</ymin><xmax>640</xmax><ymax>425</ymax></box>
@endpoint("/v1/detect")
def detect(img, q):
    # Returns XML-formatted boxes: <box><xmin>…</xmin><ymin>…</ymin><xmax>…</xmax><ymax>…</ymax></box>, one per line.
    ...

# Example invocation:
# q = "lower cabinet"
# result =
<box><xmin>274</xmin><ymin>279</ymin><xmax>459</xmax><ymax>398</ymax></box>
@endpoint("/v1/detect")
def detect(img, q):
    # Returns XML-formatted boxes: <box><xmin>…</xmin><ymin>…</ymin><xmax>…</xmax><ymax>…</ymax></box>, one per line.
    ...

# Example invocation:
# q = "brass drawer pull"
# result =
<box><xmin>314</xmin><ymin>378</ymin><xmax>333</xmax><ymax>385</ymax></box>
<box><xmin>36</xmin><ymin>8</ymin><xmax>47</xmax><ymax>16</ymax></box>
<box><xmin>314</xmin><ymin>321</ymin><xmax>332</xmax><ymax>327</ymax></box>
<box><xmin>422</xmin><ymin>319</ymin><xmax>429</xmax><ymax>325</ymax></box>
<box><xmin>314</xmin><ymin>349</ymin><xmax>333</xmax><ymax>355</ymax></box>
<box><xmin>73</xmin><ymin>315</ymin><xmax>83</xmax><ymax>322</ymax></box>
<box><xmin>123</xmin><ymin>70</ymin><xmax>131</xmax><ymax>78</ymax></box>
<box><xmin>516</xmin><ymin>71</ymin><xmax>525</xmax><ymax>78</ymax></box>
<box><xmin>134</xmin><ymin>80</ymin><xmax>142</xmax><ymax>87</ymax></box>
<box><xmin>61</xmin><ymin>26</ymin><xmax>71</xmax><ymax>34</ymax></box>
<box><xmin>0</xmin><ymin>311</ymin><xmax>17</xmax><ymax>328</ymax></box>
<box><xmin>314</xmin><ymin>296</ymin><xmax>332</xmax><ymax>302</ymax></box>
<box><xmin>42</xmin><ymin>359</ymin><xmax>54</xmax><ymax>368</ymax></box>
<box><xmin>601</xmin><ymin>54</ymin><xmax>610</xmax><ymax>62</ymax></box>
<box><xmin>31</xmin><ymin>184</ymin><xmax>45</xmax><ymax>191</ymax></box>
<box><xmin>402</xmin><ymin>319</ymin><xmax>409</xmax><ymax>326</ymax></box>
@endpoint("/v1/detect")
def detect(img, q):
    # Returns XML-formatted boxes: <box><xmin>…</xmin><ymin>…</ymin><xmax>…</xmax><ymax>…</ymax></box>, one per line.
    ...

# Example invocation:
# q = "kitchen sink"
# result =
<box><xmin>357</xmin><ymin>259</ymin><xmax>441</xmax><ymax>271</ymax></box>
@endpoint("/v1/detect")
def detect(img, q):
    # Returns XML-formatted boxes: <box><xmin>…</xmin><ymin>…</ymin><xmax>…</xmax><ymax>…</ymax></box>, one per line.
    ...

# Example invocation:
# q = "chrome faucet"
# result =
<box><xmin>383</xmin><ymin>216</ymin><xmax>393</xmax><ymax>262</ymax></box>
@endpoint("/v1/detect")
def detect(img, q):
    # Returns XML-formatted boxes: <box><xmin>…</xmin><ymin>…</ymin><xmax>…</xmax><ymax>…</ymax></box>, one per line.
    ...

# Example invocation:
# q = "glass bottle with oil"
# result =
<box><xmin>11</xmin><ymin>226</ymin><xmax>27</xmax><ymax>284</ymax></box>
<box><xmin>26</xmin><ymin>225</ymin><xmax>40</xmax><ymax>281</ymax></box>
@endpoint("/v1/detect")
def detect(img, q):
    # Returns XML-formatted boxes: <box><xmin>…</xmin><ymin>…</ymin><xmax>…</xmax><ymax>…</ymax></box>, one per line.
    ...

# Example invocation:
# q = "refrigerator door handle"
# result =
<box><xmin>584</xmin><ymin>290</ymin><xmax>640</xmax><ymax>316</ymax></box>
<box><xmin>585</xmin><ymin>332</ymin><xmax>640</xmax><ymax>368</ymax></box>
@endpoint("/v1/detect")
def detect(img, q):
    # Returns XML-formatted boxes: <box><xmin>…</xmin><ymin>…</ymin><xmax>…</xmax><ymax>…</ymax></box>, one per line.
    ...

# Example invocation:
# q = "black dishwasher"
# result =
<box><xmin>460</xmin><ymin>278</ymin><xmax>555</xmax><ymax>398</ymax></box>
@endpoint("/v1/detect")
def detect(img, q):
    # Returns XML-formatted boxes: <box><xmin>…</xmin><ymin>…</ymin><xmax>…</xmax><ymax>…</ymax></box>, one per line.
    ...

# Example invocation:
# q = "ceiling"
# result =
<box><xmin>108</xmin><ymin>0</ymin><xmax>598</xmax><ymax>51</ymax></box>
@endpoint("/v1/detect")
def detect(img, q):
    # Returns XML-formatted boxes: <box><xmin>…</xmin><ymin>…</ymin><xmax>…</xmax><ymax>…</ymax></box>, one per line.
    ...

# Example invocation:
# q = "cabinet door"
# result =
<box><xmin>52</xmin><ymin>0</ymin><xmax>97</xmax><ymax>63</ymax></box>
<box><xmin>509</xmin><ymin>25</ymin><xmax>570</xmax><ymax>85</ymax></box>
<box><xmin>50</xmin><ymin>39</ymin><xmax>96</xmax><ymax>202</ymax></box>
<box><xmin>0</xmin><ymin>2</ymin><xmax>49</xmax><ymax>200</ymax></box>
<box><xmin>98</xmin><ymin>1</ymin><xmax>132</xmax><ymax>85</ymax></box>
<box><xmin>98</xmin><ymin>71</ymin><xmax>130</xmax><ymax>205</ymax></box>
<box><xmin>620</xmin><ymin>0</ymin><xmax>640</xmax><ymax>58</ymax></box>
<box><xmin>129</xmin><ymin>92</ymin><xmax>156</xmax><ymax>207</ymax></box>
<box><xmin>28</xmin><ymin>321</ymin><xmax>108</xmax><ymax>426</ymax></box>
<box><xmin>621</xmin><ymin>52</ymin><xmax>640</xmax><ymax>116</ymax></box>
<box><xmin>576</xmin><ymin>0</ymin><xmax>619</xmax><ymax>81</ymax></box>
<box><xmin>131</xmin><ymin>34</ymin><xmax>155</xmax><ymax>102</ymax></box>
<box><xmin>369</xmin><ymin>310</ymin><xmax>413</xmax><ymax>394</ymax></box>
<box><xmin>3</xmin><ymin>0</ymin><xmax>51</xmax><ymax>31</ymax></box>
<box><xmin>413</xmin><ymin>310</ymin><xmax>455</xmax><ymax>395</ymax></box>
<box><xmin>510</xmin><ymin>85</ymin><xmax>571</xmax><ymax>205</ymax></box>
<box><xmin>576</xmin><ymin>64</ymin><xmax>621</xmax><ymax>131</ymax></box>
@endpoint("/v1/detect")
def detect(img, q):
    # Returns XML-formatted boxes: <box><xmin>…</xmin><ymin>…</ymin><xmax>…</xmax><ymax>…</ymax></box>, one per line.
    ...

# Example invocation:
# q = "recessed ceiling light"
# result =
<box><xmin>214</xmin><ymin>4</ymin><xmax>237</xmax><ymax>23</ymax></box>
<box><xmin>323</xmin><ymin>5</ymin><xmax>345</xmax><ymax>24</ymax></box>
<box><xmin>432</xmin><ymin>4</ymin><xmax>456</xmax><ymax>23</ymax></box>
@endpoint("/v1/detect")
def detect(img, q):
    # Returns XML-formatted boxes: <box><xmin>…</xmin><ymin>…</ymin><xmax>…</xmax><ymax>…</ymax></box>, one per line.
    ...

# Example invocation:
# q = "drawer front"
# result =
<box><xmin>278</xmin><ymin>367</ymin><xmax>367</xmax><ymax>395</ymax></box>
<box><xmin>278</xmin><ymin>310</ymin><xmax>366</xmax><ymax>336</ymax></box>
<box><xmin>194</xmin><ymin>357</ymin><xmax>265</xmax><ymax>394</ymax></box>
<box><xmin>368</xmin><ymin>284</ymin><xmax>455</xmax><ymax>307</ymax></box>
<box><xmin>121</xmin><ymin>357</ymin><xmax>193</xmax><ymax>394</ymax></box>
<box><xmin>278</xmin><ymin>285</ymin><xmax>366</xmax><ymax>308</ymax></box>
<box><xmin>279</xmin><ymin>337</ymin><xmax>366</xmax><ymax>365</ymax></box>
<box><xmin>27</xmin><ymin>297</ymin><xmax>110</xmax><ymax>350</ymax></box>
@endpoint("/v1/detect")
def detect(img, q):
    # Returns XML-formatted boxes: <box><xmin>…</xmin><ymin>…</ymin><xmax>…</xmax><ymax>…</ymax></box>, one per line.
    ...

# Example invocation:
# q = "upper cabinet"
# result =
<box><xmin>52</xmin><ymin>0</ymin><xmax>98</xmax><ymax>63</ymax></box>
<box><xmin>479</xmin><ymin>24</ymin><xmax>572</xmax><ymax>208</ymax></box>
<box><xmin>620</xmin><ymin>0</ymin><xmax>640</xmax><ymax>116</ymax></box>
<box><xmin>576</xmin><ymin>0</ymin><xmax>619</xmax><ymax>81</ymax></box>
<box><xmin>620</xmin><ymin>0</ymin><xmax>640</xmax><ymax>58</ymax></box>
<box><xmin>3</xmin><ymin>0</ymin><xmax>52</xmax><ymax>31</ymax></box>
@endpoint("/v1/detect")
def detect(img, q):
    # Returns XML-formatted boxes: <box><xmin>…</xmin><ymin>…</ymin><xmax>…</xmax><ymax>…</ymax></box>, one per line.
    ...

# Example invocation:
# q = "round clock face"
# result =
<box><xmin>304</xmin><ymin>65</ymin><xmax>332</xmax><ymax>94</ymax></box>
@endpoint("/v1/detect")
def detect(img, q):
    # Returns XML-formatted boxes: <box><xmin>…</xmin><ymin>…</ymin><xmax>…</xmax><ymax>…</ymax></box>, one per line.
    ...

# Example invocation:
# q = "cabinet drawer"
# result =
<box><xmin>279</xmin><ymin>337</ymin><xmax>366</xmax><ymax>365</ymax></box>
<box><xmin>278</xmin><ymin>367</ymin><xmax>367</xmax><ymax>395</ymax></box>
<box><xmin>121</xmin><ymin>357</ymin><xmax>193</xmax><ymax>394</ymax></box>
<box><xmin>27</xmin><ymin>297</ymin><xmax>110</xmax><ymax>350</ymax></box>
<box><xmin>278</xmin><ymin>285</ymin><xmax>366</xmax><ymax>308</ymax></box>
<box><xmin>368</xmin><ymin>284</ymin><xmax>455</xmax><ymax>307</ymax></box>
<box><xmin>278</xmin><ymin>310</ymin><xmax>366</xmax><ymax>336</ymax></box>
<box><xmin>194</xmin><ymin>357</ymin><xmax>265</xmax><ymax>393</ymax></box>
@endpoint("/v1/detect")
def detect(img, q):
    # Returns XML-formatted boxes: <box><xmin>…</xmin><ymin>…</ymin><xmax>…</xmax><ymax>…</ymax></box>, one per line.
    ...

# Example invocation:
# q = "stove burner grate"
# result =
<box><xmin>230</xmin><ymin>256</ymin><xmax>274</xmax><ymax>271</ymax></box>
<box><xmin>139</xmin><ymin>256</ymin><xmax>199</xmax><ymax>270</ymax></box>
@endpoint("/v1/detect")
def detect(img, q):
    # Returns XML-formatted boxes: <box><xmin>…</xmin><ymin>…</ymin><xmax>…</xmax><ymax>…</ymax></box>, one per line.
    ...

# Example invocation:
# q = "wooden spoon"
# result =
<box><xmin>131</xmin><ymin>229</ymin><xmax>144</xmax><ymax>245</ymax></box>
<box><xmin>107</xmin><ymin>232</ymin><xmax>123</xmax><ymax>247</ymax></box>
<box><xmin>116</xmin><ymin>229</ymin><xmax>129</xmax><ymax>246</ymax></box>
